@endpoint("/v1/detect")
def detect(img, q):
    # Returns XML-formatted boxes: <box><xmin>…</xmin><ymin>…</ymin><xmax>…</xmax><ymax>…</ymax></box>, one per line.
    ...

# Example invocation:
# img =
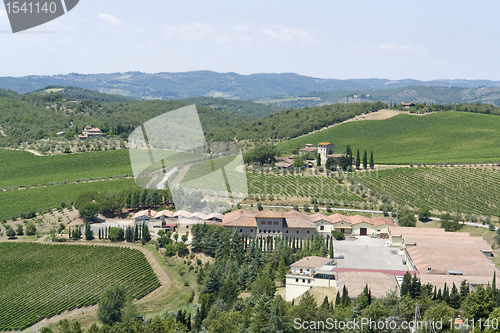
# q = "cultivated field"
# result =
<box><xmin>277</xmin><ymin>111</ymin><xmax>500</xmax><ymax>164</ymax></box>
<box><xmin>0</xmin><ymin>149</ymin><xmax>132</xmax><ymax>188</ymax></box>
<box><xmin>0</xmin><ymin>178</ymin><xmax>137</xmax><ymax>221</ymax></box>
<box><xmin>359</xmin><ymin>167</ymin><xmax>500</xmax><ymax>216</ymax></box>
<box><xmin>0</xmin><ymin>243</ymin><xmax>160</xmax><ymax>331</ymax></box>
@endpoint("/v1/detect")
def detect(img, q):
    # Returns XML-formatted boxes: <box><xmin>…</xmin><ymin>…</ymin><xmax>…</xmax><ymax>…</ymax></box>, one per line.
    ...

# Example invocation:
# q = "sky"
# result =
<box><xmin>0</xmin><ymin>0</ymin><xmax>499</xmax><ymax>80</ymax></box>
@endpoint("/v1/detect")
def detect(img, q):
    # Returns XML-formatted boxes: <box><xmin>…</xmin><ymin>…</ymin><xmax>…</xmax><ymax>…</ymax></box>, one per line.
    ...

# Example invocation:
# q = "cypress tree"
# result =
<box><xmin>400</xmin><ymin>272</ymin><xmax>411</xmax><ymax>297</ymax></box>
<box><xmin>369</xmin><ymin>151</ymin><xmax>374</xmax><ymax>169</ymax></box>
<box><xmin>335</xmin><ymin>291</ymin><xmax>341</xmax><ymax>305</ymax></box>
<box><xmin>341</xmin><ymin>285</ymin><xmax>350</xmax><ymax>306</ymax></box>
<box><xmin>363</xmin><ymin>150</ymin><xmax>368</xmax><ymax>169</ymax></box>
<box><xmin>436</xmin><ymin>288</ymin><xmax>442</xmax><ymax>301</ymax></box>
<box><xmin>98</xmin><ymin>228</ymin><xmax>101</xmax><ymax>240</ymax></box>
<box><xmin>317</xmin><ymin>153</ymin><xmax>321</xmax><ymax>167</ymax></box>
<box><xmin>442</xmin><ymin>282</ymin><xmax>450</xmax><ymax>304</ymax></box>
<box><xmin>449</xmin><ymin>283</ymin><xmax>461</xmax><ymax>309</ymax></box>
<box><xmin>356</xmin><ymin>149</ymin><xmax>360</xmax><ymax>169</ymax></box>
<box><xmin>460</xmin><ymin>279</ymin><xmax>469</xmax><ymax>299</ymax></box>
<box><xmin>134</xmin><ymin>224</ymin><xmax>139</xmax><ymax>242</ymax></box>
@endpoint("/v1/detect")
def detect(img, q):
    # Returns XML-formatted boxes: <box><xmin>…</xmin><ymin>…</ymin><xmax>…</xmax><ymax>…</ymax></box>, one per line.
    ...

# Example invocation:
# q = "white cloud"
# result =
<box><xmin>377</xmin><ymin>43</ymin><xmax>428</xmax><ymax>54</ymax></box>
<box><xmin>98</xmin><ymin>13</ymin><xmax>129</xmax><ymax>32</ymax></box>
<box><xmin>259</xmin><ymin>27</ymin><xmax>319</xmax><ymax>45</ymax></box>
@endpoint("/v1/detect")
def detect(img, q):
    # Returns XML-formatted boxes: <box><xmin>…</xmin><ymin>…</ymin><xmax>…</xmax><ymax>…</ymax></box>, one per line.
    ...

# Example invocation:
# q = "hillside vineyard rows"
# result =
<box><xmin>0</xmin><ymin>243</ymin><xmax>160</xmax><ymax>331</ymax></box>
<box><xmin>359</xmin><ymin>167</ymin><xmax>500</xmax><ymax>216</ymax></box>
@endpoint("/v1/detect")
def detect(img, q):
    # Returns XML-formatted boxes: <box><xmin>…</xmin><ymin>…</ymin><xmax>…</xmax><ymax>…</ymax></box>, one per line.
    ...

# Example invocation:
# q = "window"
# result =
<box><xmin>308</xmin><ymin>280</ymin><xmax>311</xmax><ymax>283</ymax></box>
<box><xmin>240</xmin><ymin>229</ymin><xmax>243</xmax><ymax>232</ymax></box>
<box><xmin>302</xmin><ymin>279</ymin><xmax>305</xmax><ymax>283</ymax></box>
<box><xmin>274</xmin><ymin>221</ymin><xmax>279</xmax><ymax>225</ymax></box>
<box><xmin>307</xmin><ymin>231</ymin><xmax>310</xmax><ymax>234</ymax></box>
<box><xmin>267</xmin><ymin>221</ymin><xmax>272</xmax><ymax>225</ymax></box>
<box><xmin>259</xmin><ymin>230</ymin><xmax>262</xmax><ymax>233</ymax></box>
<box><xmin>277</xmin><ymin>230</ymin><xmax>280</xmax><ymax>233</ymax></box>
<box><xmin>250</xmin><ymin>229</ymin><xmax>253</xmax><ymax>233</ymax></box>
<box><xmin>263</xmin><ymin>230</ymin><xmax>266</xmax><ymax>233</ymax></box>
<box><xmin>296</xmin><ymin>279</ymin><xmax>299</xmax><ymax>282</ymax></box>
<box><xmin>273</xmin><ymin>230</ymin><xmax>275</xmax><ymax>233</ymax></box>
<box><xmin>286</xmin><ymin>230</ymin><xmax>289</xmax><ymax>233</ymax></box>
<box><xmin>186</xmin><ymin>225</ymin><xmax>189</xmax><ymax>229</ymax></box>
<box><xmin>320</xmin><ymin>226</ymin><xmax>324</xmax><ymax>230</ymax></box>
<box><xmin>261</xmin><ymin>221</ymin><xmax>266</xmax><ymax>225</ymax></box>
<box><xmin>341</xmin><ymin>228</ymin><xmax>345</xmax><ymax>233</ymax></box>
<box><xmin>297</xmin><ymin>230</ymin><xmax>299</xmax><ymax>234</ymax></box>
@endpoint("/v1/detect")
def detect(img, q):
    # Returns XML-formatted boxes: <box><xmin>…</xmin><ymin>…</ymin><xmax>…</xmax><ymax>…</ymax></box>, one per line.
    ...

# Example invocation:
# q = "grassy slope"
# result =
<box><xmin>0</xmin><ymin>149</ymin><xmax>132</xmax><ymax>188</ymax></box>
<box><xmin>277</xmin><ymin>111</ymin><xmax>500</xmax><ymax>164</ymax></box>
<box><xmin>0</xmin><ymin>179</ymin><xmax>136</xmax><ymax>219</ymax></box>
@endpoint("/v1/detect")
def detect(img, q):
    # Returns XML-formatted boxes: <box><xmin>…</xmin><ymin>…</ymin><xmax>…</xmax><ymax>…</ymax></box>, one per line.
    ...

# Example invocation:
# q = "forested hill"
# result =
<box><xmin>1</xmin><ymin>71</ymin><xmax>500</xmax><ymax>100</ymax></box>
<box><xmin>0</xmin><ymin>94</ymin><xmax>254</xmax><ymax>146</ymax></box>
<box><xmin>181</xmin><ymin>97</ymin><xmax>282</xmax><ymax>118</ymax></box>
<box><xmin>27</xmin><ymin>86</ymin><xmax>138</xmax><ymax>103</ymax></box>
<box><xmin>206</xmin><ymin>101</ymin><xmax>387</xmax><ymax>143</ymax></box>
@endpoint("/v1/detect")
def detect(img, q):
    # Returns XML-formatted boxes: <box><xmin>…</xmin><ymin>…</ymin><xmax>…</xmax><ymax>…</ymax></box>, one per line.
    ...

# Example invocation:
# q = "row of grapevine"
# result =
<box><xmin>0</xmin><ymin>243</ymin><xmax>160</xmax><ymax>331</ymax></box>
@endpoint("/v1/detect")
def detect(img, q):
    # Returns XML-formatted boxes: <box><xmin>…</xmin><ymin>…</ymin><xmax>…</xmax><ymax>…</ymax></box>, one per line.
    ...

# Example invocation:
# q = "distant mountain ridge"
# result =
<box><xmin>1</xmin><ymin>70</ymin><xmax>500</xmax><ymax>101</ymax></box>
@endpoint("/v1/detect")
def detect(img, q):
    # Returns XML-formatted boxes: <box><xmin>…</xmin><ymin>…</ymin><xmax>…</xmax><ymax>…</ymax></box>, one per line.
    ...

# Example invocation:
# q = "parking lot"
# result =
<box><xmin>334</xmin><ymin>237</ymin><xmax>407</xmax><ymax>271</ymax></box>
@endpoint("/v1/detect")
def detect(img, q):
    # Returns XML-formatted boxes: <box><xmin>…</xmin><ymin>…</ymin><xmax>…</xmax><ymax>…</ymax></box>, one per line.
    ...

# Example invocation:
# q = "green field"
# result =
<box><xmin>0</xmin><ymin>243</ymin><xmax>160</xmax><ymax>331</ymax></box>
<box><xmin>0</xmin><ymin>178</ymin><xmax>137</xmax><ymax>220</ymax></box>
<box><xmin>359</xmin><ymin>167</ymin><xmax>500</xmax><ymax>216</ymax></box>
<box><xmin>0</xmin><ymin>149</ymin><xmax>132</xmax><ymax>188</ymax></box>
<box><xmin>277</xmin><ymin>111</ymin><xmax>500</xmax><ymax>164</ymax></box>
<box><xmin>247</xmin><ymin>173</ymin><xmax>365</xmax><ymax>203</ymax></box>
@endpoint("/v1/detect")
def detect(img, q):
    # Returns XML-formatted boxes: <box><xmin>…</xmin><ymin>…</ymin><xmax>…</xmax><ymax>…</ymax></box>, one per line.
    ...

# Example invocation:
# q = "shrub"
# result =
<box><xmin>332</xmin><ymin>230</ymin><xmax>345</xmax><ymax>240</ymax></box>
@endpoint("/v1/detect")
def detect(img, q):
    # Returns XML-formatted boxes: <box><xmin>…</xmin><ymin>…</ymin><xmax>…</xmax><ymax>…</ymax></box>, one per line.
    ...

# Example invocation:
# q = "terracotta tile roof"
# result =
<box><xmin>190</xmin><ymin>212</ymin><xmax>207</xmax><ymax>220</ymax></box>
<box><xmin>222</xmin><ymin>209</ymin><xmax>256</xmax><ymax>227</ymax></box>
<box><xmin>290</xmin><ymin>256</ymin><xmax>333</xmax><ymax>269</ymax></box>
<box><xmin>173</xmin><ymin>210</ymin><xmax>192</xmax><ymax>218</ymax></box>
<box><xmin>348</xmin><ymin>215</ymin><xmax>373</xmax><ymax>225</ymax></box>
<box><xmin>329</xmin><ymin>213</ymin><xmax>351</xmax><ymax>224</ymax></box>
<box><xmin>283</xmin><ymin>210</ymin><xmax>316</xmax><ymax>229</ymax></box>
<box><xmin>206</xmin><ymin>212</ymin><xmax>224</xmax><ymax>220</ymax></box>
<box><xmin>255</xmin><ymin>210</ymin><xmax>284</xmax><ymax>218</ymax></box>
<box><xmin>371</xmin><ymin>216</ymin><xmax>396</xmax><ymax>227</ymax></box>
<box><xmin>275</xmin><ymin>161</ymin><xmax>293</xmax><ymax>168</ymax></box>
<box><xmin>310</xmin><ymin>213</ymin><xmax>331</xmax><ymax>223</ymax></box>
<box><xmin>132</xmin><ymin>209</ymin><xmax>157</xmax><ymax>219</ymax></box>
<box><xmin>318</xmin><ymin>142</ymin><xmax>331</xmax><ymax>146</ymax></box>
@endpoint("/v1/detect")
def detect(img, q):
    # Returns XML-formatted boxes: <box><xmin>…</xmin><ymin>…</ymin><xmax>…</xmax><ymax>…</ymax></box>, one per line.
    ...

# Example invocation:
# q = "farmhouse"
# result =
<box><xmin>222</xmin><ymin>209</ymin><xmax>317</xmax><ymax>240</ymax></box>
<box><xmin>286</xmin><ymin>256</ymin><xmax>336</xmax><ymax>301</ymax></box>
<box><xmin>77</xmin><ymin>126</ymin><xmax>103</xmax><ymax>140</ymax></box>
<box><xmin>317</xmin><ymin>142</ymin><xmax>335</xmax><ymax>163</ymax></box>
<box><xmin>299</xmin><ymin>144</ymin><xmax>317</xmax><ymax>155</ymax></box>
<box><xmin>401</xmin><ymin>102</ymin><xmax>415</xmax><ymax>109</ymax></box>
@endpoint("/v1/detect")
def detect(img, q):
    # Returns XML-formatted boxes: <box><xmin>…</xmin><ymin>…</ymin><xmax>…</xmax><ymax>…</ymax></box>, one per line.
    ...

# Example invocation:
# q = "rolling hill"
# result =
<box><xmin>1</xmin><ymin>71</ymin><xmax>500</xmax><ymax>101</ymax></box>
<box><xmin>277</xmin><ymin>111</ymin><xmax>500</xmax><ymax>164</ymax></box>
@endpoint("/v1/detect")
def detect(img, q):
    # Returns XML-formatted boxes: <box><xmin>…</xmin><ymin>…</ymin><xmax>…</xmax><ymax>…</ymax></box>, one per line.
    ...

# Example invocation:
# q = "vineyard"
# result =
<box><xmin>277</xmin><ymin>111</ymin><xmax>500</xmax><ymax>164</ymax></box>
<box><xmin>246</xmin><ymin>173</ymin><xmax>365</xmax><ymax>203</ymax></box>
<box><xmin>0</xmin><ymin>243</ymin><xmax>160</xmax><ymax>331</ymax></box>
<box><xmin>359</xmin><ymin>167</ymin><xmax>500</xmax><ymax>216</ymax></box>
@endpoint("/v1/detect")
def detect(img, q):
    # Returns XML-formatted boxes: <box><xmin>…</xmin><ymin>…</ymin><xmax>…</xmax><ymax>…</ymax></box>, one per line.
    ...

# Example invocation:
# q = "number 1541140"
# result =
<box><xmin>5</xmin><ymin>2</ymin><xmax>58</xmax><ymax>14</ymax></box>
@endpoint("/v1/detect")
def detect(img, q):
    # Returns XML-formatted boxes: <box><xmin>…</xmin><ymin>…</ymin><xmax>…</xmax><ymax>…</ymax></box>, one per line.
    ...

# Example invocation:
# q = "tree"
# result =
<box><xmin>80</xmin><ymin>203</ymin><xmax>100</xmax><ymax>222</ymax></box>
<box><xmin>316</xmin><ymin>153</ymin><xmax>321</xmax><ymax>167</ymax></box>
<box><xmin>85</xmin><ymin>224</ymin><xmax>94</xmax><ymax>240</ymax></box>
<box><xmin>173</xmin><ymin>233</ymin><xmax>179</xmax><ymax>242</ymax></box>
<box><xmin>398</xmin><ymin>207</ymin><xmax>417</xmax><ymax>227</ymax></box>
<box><xmin>369</xmin><ymin>150</ymin><xmax>374</xmax><ymax>169</ymax></box>
<box><xmin>141</xmin><ymin>223</ymin><xmax>151</xmax><ymax>242</ymax></box>
<box><xmin>277</xmin><ymin>259</ymin><xmax>287</xmax><ymax>287</ymax></box>
<box><xmin>71</xmin><ymin>228</ymin><xmax>82</xmax><ymax>240</ymax></box>
<box><xmin>325</xmin><ymin>157</ymin><xmax>336</xmax><ymax>171</ymax></box>
<box><xmin>418</xmin><ymin>206</ymin><xmax>431</xmax><ymax>220</ymax></box>
<box><xmin>400</xmin><ymin>272</ymin><xmax>412</xmax><ymax>297</ymax></box>
<box><xmin>293</xmin><ymin>155</ymin><xmax>305</xmax><ymax>168</ymax></box>
<box><xmin>363</xmin><ymin>150</ymin><xmax>368</xmax><ymax>169</ymax></box>
<box><xmin>26</xmin><ymin>222</ymin><xmax>37</xmax><ymax>236</ymax></box>
<box><xmin>108</xmin><ymin>227</ymin><xmax>124</xmax><ymax>242</ymax></box>
<box><xmin>257</xmin><ymin>202</ymin><xmax>263</xmax><ymax>211</ymax></box>
<box><xmin>356</xmin><ymin>149</ymin><xmax>360</xmax><ymax>169</ymax></box>
<box><xmin>97</xmin><ymin>286</ymin><xmax>127</xmax><ymax>326</ymax></box>
<box><xmin>125</xmin><ymin>226</ymin><xmax>133</xmax><ymax>243</ymax></box>
<box><xmin>243</xmin><ymin>145</ymin><xmax>278</xmax><ymax>165</ymax></box>
<box><xmin>6</xmin><ymin>228</ymin><xmax>16</xmax><ymax>239</ymax></box>
<box><xmin>16</xmin><ymin>224</ymin><xmax>24</xmax><ymax>236</ymax></box>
